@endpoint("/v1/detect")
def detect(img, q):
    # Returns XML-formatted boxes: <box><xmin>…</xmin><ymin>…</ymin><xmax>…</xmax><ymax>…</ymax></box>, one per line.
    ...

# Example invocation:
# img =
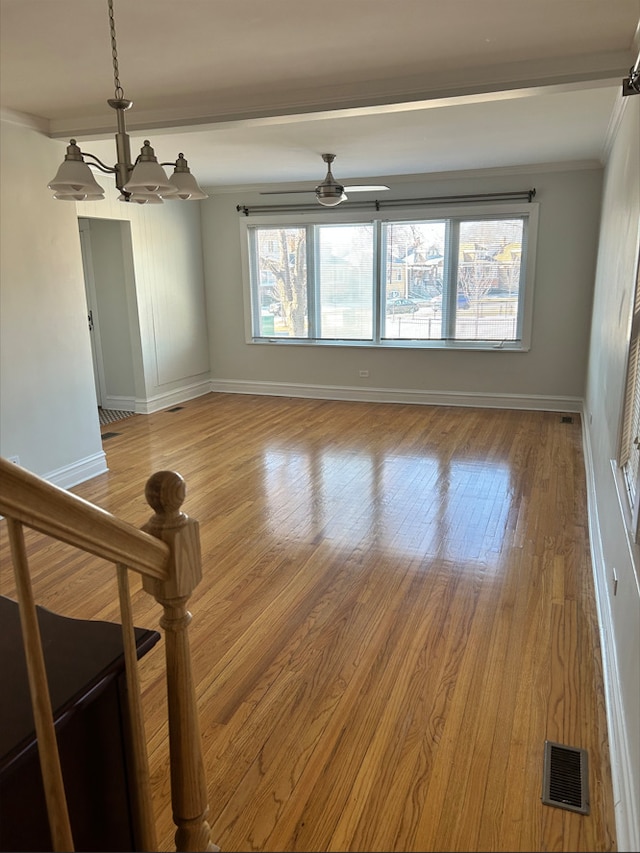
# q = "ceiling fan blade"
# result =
<box><xmin>343</xmin><ymin>185</ymin><xmax>390</xmax><ymax>192</ymax></box>
<box><xmin>260</xmin><ymin>184</ymin><xmax>390</xmax><ymax>196</ymax></box>
<box><xmin>260</xmin><ymin>188</ymin><xmax>317</xmax><ymax>195</ymax></box>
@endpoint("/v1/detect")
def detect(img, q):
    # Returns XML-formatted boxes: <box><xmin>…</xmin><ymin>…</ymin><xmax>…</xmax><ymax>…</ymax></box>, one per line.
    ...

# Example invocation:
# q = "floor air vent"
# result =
<box><xmin>168</xmin><ymin>406</ymin><xmax>184</xmax><ymax>412</ymax></box>
<box><xmin>542</xmin><ymin>740</ymin><xmax>589</xmax><ymax>814</ymax></box>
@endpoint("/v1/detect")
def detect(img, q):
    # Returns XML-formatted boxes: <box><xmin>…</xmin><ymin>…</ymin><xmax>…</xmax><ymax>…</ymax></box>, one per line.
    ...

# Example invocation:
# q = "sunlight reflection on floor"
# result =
<box><xmin>261</xmin><ymin>445</ymin><xmax>513</xmax><ymax>567</ymax></box>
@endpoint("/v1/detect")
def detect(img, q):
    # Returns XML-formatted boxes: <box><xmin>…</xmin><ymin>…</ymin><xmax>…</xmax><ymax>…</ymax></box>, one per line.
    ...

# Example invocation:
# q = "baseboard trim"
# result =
<box><xmin>44</xmin><ymin>451</ymin><xmax>108</xmax><ymax>490</ymax></box>
<box><xmin>102</xmin><ymin>395</ymin><xmax>136</xmax><ymax>412</ymax></box>
<box><xmin>581</xmin><ymin>406</ymin><xmax>639</xmax><ymax>853</ymax></box>
<box><xmin>135</xmin><ymin>380</ymin><xmax>211</xmax><ymax>414</ymax></box>
<box><xmin>209</xmin><ymin>379</ymin><xmax>582</xmax><ymax>413</ymax></box>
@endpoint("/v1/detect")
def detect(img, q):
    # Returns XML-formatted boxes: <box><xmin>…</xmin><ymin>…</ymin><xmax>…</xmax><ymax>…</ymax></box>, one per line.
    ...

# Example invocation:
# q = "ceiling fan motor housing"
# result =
<box><xmin>316</xmin><ymin>155</ymin><xmax>347</xmax><ymax>205</ymax></box>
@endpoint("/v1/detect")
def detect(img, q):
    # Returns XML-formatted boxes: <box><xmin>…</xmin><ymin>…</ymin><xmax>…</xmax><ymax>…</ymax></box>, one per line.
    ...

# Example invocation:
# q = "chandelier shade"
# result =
<box><xmin>47</xmin><ymin>0</ymin><xmax>207</xmax><ymax>205</ymax></box>
<box><xmin>165</xmin><ymin>155</ymin><xmax>208</xmax><ymax>200</ymax></box>
<box><xmin>53</xmin><ymin>191</ymin><xmax>106</xmax><ymax>202</ymax></box>
<box><xmin>48</xmin><ymin>143</ymin><xmax>106</xmax><ymax>198</ymax></box>
<box><xmin>123</xmin><ymin>141</ymin><xmax>177</xmax><ymax>195</ymax></box>
<box><xmin>120</xmin><ymin>191</ymin><xmax>165</xmax><ymax>205</ymax></box>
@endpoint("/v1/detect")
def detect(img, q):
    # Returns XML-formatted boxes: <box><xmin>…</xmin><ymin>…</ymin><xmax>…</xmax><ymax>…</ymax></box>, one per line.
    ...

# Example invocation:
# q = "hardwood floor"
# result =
<box><xmin>0</xmin><ymin>394</ymin><xmax>617</xmax><ymax>851</ymax></box>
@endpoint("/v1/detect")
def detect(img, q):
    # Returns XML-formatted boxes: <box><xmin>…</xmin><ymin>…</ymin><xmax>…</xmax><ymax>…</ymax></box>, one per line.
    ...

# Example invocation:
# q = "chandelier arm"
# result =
<box><xmin>81</xmin><ymin>153</ymin><xmax>118</xmax><ymax>174</ymax></box>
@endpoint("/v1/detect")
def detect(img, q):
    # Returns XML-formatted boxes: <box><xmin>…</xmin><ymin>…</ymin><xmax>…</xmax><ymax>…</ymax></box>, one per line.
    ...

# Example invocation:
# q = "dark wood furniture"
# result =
<box><xmin>0</xmin><ymin>595</ymin><xmax>160</xmax><ymax>852</ymax></box>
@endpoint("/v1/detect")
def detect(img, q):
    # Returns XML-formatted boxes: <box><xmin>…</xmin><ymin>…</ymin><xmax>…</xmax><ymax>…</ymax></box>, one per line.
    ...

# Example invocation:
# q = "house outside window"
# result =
<box><xmin>242</xmin><ymin>202</ymin><xmax>538</xmax><ymax>350</ymax></box>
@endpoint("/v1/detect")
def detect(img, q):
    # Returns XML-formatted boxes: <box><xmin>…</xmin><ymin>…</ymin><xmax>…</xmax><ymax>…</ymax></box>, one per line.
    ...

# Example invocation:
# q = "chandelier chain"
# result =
<box><xmin>107</xmin><ymin>0</ymin><xmax>124</xmax><ymax>100</ymax></box>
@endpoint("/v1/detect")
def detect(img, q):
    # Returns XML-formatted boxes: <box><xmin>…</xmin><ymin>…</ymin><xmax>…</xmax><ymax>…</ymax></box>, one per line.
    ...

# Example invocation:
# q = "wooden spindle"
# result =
<box><xmin>141</xmin><ymin>471</ymin><xmax>218</xmax><ymax>853</ymax></box>
<box><xmin>116</xmin><ymin>563</ymin><xmax>158</xmax><ymax>852</ymax></box>
<box><xmin>6</xmin><ymin>518</ymin><xmax>74</xmax><ymax>852</ymax></box>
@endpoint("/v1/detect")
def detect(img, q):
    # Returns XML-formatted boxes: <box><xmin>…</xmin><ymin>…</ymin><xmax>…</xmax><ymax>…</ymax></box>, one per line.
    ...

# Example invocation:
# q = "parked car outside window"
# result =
<box><xmin>386</xmin><ymin>297</ymin><xmax>420</xmax><ymax>314</ymax></box>
<box><xmin>429</xmin><ymin>293</ymin><xmax>470</xmax><ymax>312</ymax></box>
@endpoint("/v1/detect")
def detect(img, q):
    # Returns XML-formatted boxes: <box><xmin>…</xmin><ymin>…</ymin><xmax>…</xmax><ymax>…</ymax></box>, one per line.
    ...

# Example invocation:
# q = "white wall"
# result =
<box><xmin>202</xmin><ymin>166</ymin><xmax>602</xmax><ymax>410</ymax></box>
<box><xmin>584</xmin><ymin>95</ymin><xmax>640</xmax><ymax>852</ymax></box>
<box><xmin>0</xmin><ymin>118</ymin><xmax>105</xmax><ymax>485</ymax></box>
<box><xmin>77</xmin><ymin>183</ymin><xmax>211</xmax><ymax>412</ymax></box>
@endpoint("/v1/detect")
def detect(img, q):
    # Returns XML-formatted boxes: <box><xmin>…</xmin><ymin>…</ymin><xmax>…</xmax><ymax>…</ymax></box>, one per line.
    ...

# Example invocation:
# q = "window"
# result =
<box><xmin>619</xmin><ymin>252</ymin><xmax>640</xmax><ymax>539</ymax></box>
<box><xmin>243</xmin><ymin>203</ymin><xmax>538</xmax><ymax>350</ymax></box>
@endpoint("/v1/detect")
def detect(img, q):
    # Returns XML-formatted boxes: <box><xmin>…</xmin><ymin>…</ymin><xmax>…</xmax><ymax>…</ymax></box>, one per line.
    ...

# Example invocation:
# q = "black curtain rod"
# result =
<box><xmin>237</xmin><ymin>188</ymin><xmax>536</xmax><ymax>216</ymax></box>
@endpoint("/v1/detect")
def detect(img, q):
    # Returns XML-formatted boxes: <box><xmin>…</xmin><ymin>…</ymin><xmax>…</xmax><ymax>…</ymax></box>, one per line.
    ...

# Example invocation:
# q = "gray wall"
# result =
<box><xmin>585</xmin><ymin>95</ymin><xmax>640</xmax><ymax>851</ymax></box>
<box><xmin>202</xmin><ymin>167</ymin><xmax>602</xmax><ymax>408</ymax></box>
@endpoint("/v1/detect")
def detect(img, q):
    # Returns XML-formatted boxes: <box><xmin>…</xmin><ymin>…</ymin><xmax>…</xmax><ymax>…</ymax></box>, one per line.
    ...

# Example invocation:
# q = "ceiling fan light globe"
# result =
<box><xmin>316</xmin><ymin>186</ymin><xmax>348</xmax><ymax>206</ymax></box>
<box><xmin>317</xmin><ymin>195</ymin><xmax>346</xmax><ymax>207</ymax></box>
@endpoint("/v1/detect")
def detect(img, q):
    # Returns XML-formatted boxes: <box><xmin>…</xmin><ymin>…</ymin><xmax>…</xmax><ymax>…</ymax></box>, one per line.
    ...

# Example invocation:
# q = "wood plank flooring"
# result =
<box><xmin>0</xmin><ymin>394</ymin><xmax>617</xmax><ymax>851</ymax></box>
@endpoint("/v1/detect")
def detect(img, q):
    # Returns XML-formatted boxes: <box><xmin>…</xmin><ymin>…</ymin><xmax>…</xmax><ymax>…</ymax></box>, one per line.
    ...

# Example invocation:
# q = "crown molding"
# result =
<box><xmin>0</xmin><ymin>108</ymin><xmax>49</xmax><ymax>134</ymax></box>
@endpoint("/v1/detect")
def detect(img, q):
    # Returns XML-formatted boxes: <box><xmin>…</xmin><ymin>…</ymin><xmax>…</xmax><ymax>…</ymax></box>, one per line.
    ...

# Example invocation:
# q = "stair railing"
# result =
<box><xmin>0</xmin><ymin>456</ymin><xmax>218</xmax><ymax>852</ymax></box>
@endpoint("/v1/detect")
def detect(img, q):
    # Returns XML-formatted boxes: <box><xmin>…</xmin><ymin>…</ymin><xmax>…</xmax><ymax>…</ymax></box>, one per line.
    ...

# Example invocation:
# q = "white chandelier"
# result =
<box><xmin>47</xmin><ymin>0</ymin><xmax>207</xmax><ymax>205</ymax></box>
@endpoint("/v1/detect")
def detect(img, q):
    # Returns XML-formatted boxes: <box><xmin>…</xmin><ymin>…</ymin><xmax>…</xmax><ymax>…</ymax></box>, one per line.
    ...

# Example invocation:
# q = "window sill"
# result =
<box><xmin>250</xmin><ymin>337</ymin><xmax>530</xmax><ymax>352</ymax></box>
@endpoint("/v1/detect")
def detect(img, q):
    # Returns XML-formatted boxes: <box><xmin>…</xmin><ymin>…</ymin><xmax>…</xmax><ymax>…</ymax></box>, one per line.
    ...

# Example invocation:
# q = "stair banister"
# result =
<box><xmin>141</xmin><ymin>470</ymin><xmax>218</xmax><ymax>853</ymax></box>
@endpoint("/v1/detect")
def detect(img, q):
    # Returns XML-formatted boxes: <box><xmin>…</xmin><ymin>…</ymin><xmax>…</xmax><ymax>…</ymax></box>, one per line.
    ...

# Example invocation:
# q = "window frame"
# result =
<box><xmin>618</xmin><ymin>249</ymin><xmax>640</xmax><ymax>542</ymax></box>
<box><xmin>240</xmin><ymin>201</ymin><xmax>539</xmax><ymax>351</ymax></box>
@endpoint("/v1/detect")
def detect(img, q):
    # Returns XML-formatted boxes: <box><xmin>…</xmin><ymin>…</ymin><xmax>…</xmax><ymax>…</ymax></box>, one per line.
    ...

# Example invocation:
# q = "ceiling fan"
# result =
<box><xmin>260</xmin><ymin>153</ymin><xmax>390</xmax><ymax>207</ymax></box>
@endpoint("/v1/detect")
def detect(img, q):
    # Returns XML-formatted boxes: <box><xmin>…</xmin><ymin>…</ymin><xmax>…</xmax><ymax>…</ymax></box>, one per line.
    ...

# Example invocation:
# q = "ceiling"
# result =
<box><xmin>1</xmin><ymin>1</ymin><xmax>639</xmax><ymax>193</ymax></box>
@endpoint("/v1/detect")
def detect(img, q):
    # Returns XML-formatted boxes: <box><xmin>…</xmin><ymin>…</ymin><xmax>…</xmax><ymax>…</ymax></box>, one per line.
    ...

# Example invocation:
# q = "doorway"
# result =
<box><xmin>78</xmin><ymin>218</ymin><xmax>138</xmax><ymax>419</ymax></box>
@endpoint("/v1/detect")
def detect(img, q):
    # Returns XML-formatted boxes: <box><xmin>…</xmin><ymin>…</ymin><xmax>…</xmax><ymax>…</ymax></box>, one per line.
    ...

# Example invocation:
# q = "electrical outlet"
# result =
<box><xmin>7</xmin><ymin>455</ymin><xmax>20</xmax><ymax>465</ymax></box>
<box><xmin>359</xmin><ymin>370</ymin><xmax>369</xmax><ymax>378</ymax></box>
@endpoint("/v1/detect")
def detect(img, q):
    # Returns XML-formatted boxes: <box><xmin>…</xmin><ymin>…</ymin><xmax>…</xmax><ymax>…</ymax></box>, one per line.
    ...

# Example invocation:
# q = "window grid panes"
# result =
<box><xmin>247</xmin><ymin>209</ymin><xmax>531</xmax><ymax>349</ymax></box>
<box><xmin>318</xmin><ymin>224</ymin><xmax>374</xmax><ymax>340</ymax></box>
<box><xmin>254</xmin><ymin>227</ymin><xmax>307</xmax><ymax>338</ymax></box>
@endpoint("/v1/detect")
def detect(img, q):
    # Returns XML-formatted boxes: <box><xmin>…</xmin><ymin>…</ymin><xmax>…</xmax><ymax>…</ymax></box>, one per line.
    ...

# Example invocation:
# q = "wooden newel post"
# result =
<box><xmin>141</xmin><ymin>471</ymin><xmax>218</xmax><ymax>853</ymax></box>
